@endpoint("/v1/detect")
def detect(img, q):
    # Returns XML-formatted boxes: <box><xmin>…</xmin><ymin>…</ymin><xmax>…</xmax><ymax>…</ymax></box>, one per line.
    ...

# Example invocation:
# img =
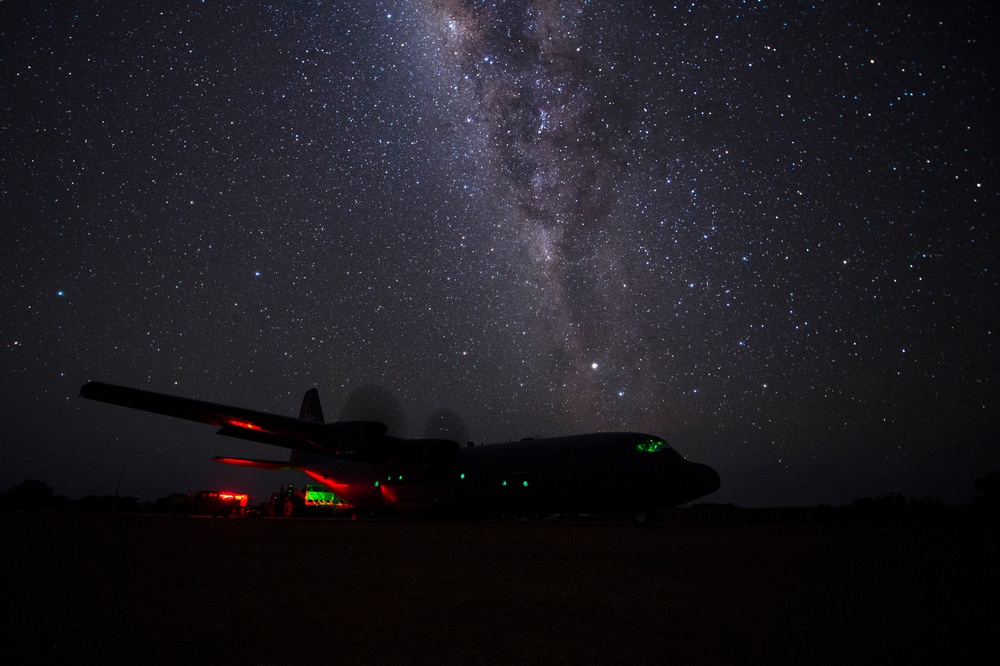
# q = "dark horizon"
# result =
<box><xmin>5</xmin><ymin>469</ymin><xmax>999</xmax><ymax>514</ymax></box>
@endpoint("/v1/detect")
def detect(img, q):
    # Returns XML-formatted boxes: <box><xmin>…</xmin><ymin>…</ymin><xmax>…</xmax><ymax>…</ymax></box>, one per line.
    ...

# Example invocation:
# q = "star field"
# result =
<box><xmin>1</xmin><ymin>1</ymin><xmax>996</xmax><ymax>505</ymax></box>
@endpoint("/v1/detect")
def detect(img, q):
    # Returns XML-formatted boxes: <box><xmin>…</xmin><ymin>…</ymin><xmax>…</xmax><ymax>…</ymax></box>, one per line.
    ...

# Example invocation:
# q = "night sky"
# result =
<box><xmin>2</xmin><ymin>1</ymin><xmax>996</xmax><ymax>507</ymax></box>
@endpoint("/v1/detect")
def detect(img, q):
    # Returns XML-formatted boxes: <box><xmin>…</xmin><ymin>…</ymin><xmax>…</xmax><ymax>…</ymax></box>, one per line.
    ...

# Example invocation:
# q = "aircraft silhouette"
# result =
<box><xmin>80</xmin><ymin>381</ymin><xmax>720</xmax><ymax>523</ymax></box>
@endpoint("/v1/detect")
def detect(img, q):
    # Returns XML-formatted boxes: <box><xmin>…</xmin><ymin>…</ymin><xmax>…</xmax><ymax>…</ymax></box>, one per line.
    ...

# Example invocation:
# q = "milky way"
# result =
<box><xmin>1</xmin><ymin>1</ymin><xmax>996</xmax><ymax>505</ymax></box>
<box><xmin>421</xmin><ymin>0</ymin><xmax>653</xmax><ymax>422</ymax></box>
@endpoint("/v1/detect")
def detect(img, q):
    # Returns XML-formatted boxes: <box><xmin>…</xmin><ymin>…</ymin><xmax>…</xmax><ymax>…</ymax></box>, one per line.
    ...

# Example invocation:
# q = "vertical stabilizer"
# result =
<box><xmin>299</xmin><ymin>388</ymin><xmax>325</xmax><ymax>423</ymax></box>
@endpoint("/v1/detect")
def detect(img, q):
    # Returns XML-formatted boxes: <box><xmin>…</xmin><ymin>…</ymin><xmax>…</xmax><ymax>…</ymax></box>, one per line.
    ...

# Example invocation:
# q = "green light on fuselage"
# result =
<box><xmin>636</xmin><ymin>438</ymin><xmax>667</xmax><ymax>453</ymax></box>
<box><xmin>460</xmin><ymin>473</ymin><xmax>465</xmax><ymax>479</ymax></box>
<box><xmin>502</xmin><ymin>480</ymin><xmax>507</xmax><ymax>486</ymax></box>
<box><xmin>522</xmin><ymin>480</ymin><xmax>529</xmax><ymax>487</ymax></box>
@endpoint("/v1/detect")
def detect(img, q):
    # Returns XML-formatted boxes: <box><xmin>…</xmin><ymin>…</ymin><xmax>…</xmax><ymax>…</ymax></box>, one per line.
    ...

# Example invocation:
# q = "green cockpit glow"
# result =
<box><xmin>636</xmin><ymin>438</ymin><xmax>668</xmax><ymax>453</ymax></box>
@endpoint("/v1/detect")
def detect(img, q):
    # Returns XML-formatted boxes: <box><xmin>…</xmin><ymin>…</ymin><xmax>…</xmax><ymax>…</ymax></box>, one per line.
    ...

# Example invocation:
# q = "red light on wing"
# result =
<box><xmin>228</xmin><ymin>419</ymin><xmax>262</xmax><ymax>431</ymax></box>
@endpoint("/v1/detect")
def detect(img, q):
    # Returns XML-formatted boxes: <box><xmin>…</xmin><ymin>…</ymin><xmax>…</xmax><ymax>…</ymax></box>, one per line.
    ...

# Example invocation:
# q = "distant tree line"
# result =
<box><xmin>684</xmin><ymin>480</ymin><xmax>999</xmax><ymax>526</ymax></box>
<box><xmin>0</xmin><ymin>479</ymin><xmax>68</xmax><ymax>510</ymax></box>
<box><xmin>974</xmin><ymin>470</ymin><xmax>1000</xmax><ymax>509</ymax></box>
<box><xmin>0</xmin><ymin>479</ymin><xmax>139</xmax><ymax>512</ymax></box>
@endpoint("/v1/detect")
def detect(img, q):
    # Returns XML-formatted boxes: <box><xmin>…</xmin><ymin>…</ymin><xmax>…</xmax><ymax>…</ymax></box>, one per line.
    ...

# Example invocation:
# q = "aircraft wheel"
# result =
<box><xmin>282</xmin><ymin>499</ymin><xmax>296</xmax><ymax>518</ymax></box>
<box><xmin>631</xmin><ymin>509</ymin><xmax>655</xmax><ymax>527</ymax></box>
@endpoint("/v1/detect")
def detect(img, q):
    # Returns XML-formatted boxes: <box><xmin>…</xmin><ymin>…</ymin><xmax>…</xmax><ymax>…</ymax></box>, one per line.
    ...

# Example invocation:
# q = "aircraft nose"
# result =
<box><xmin>689</xmin><ymin>461</ymin><xmax>721</xmax><ymax>497</ymax></box>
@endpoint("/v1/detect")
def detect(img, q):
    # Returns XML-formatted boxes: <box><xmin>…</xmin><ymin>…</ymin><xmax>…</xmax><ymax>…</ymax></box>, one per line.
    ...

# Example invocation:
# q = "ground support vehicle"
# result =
<box><xmin>265</xmin><ymin>484</ymin><xmax>352</xmax><ymax>518</ymax></box>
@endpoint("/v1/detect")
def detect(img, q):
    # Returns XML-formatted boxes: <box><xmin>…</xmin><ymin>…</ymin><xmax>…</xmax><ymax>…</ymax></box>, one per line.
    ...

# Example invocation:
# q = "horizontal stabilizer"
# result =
<box><xmin>213</xmin><ymin>456</ymin><xmax>295</xmax><ymax>471</ymax></box>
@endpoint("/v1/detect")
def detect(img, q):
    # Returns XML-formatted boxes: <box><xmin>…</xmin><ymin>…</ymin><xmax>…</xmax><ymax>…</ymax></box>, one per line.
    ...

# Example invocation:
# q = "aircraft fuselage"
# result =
<box><xmin>290</xmin><ymin>432</ymin><xmax>720</xmax><ymax>518</ymax></box>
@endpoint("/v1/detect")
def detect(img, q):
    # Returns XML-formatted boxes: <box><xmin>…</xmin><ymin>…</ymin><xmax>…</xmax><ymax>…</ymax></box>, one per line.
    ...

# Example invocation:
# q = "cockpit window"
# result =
<box><xmin>635</xmin><ymin>438</ymin><xmax>669</xmax><ymax>453</ymax></box>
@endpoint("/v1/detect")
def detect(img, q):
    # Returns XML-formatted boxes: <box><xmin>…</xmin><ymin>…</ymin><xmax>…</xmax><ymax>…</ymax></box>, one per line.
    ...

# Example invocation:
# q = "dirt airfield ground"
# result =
<box><xmin>3</xmin><ymin>511</ymin><xmax>996</xmax><ymax>665</ymax></box>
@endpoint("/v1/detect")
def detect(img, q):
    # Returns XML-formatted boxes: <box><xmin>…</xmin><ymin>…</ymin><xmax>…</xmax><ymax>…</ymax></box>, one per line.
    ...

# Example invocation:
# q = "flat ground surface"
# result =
<box><xmin>2</xmin><ymin>512</ymin><xmax>996</xmax><ymax>665</ymax></box>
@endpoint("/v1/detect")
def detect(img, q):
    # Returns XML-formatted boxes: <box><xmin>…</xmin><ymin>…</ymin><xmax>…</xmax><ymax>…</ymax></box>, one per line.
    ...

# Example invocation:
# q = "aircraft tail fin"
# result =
<box><xmin>299</xmin><ymin>388</ymin><xmax>325</xmax><ymax>423</ymax></box>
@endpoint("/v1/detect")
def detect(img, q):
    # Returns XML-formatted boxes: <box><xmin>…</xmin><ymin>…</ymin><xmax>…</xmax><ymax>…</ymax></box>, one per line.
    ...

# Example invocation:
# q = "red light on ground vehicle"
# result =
<box><xmin>218</xmin><ymin>492</ymin><xmax>249</xmax><ymax>506</ymax></box>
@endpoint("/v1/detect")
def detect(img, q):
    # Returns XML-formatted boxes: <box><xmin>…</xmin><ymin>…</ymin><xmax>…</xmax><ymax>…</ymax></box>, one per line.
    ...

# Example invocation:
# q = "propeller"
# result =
<box><xmin>422</xmin><ymin>407</ymin><xmax>471</xmax><ymax>444</ymax></box>
<box><xmin>338</xmin><ymin>385</ymin><xmax>407</xmax><ymax>437</ymax></box>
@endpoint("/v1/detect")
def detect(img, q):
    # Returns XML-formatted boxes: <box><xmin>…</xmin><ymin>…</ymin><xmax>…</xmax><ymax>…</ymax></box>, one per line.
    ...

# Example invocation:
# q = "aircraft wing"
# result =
<box><xmin>80</xmin><ymin>381</ymin><xmax>386</xmax><ymax>455</ymax></box>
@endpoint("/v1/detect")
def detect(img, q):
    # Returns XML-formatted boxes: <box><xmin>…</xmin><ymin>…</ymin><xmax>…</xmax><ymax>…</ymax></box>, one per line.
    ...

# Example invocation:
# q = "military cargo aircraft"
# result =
<box><xmin>80</xmin><ymin>381</ymin><xmax>720</xmax><ymax>524</ymax></box>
